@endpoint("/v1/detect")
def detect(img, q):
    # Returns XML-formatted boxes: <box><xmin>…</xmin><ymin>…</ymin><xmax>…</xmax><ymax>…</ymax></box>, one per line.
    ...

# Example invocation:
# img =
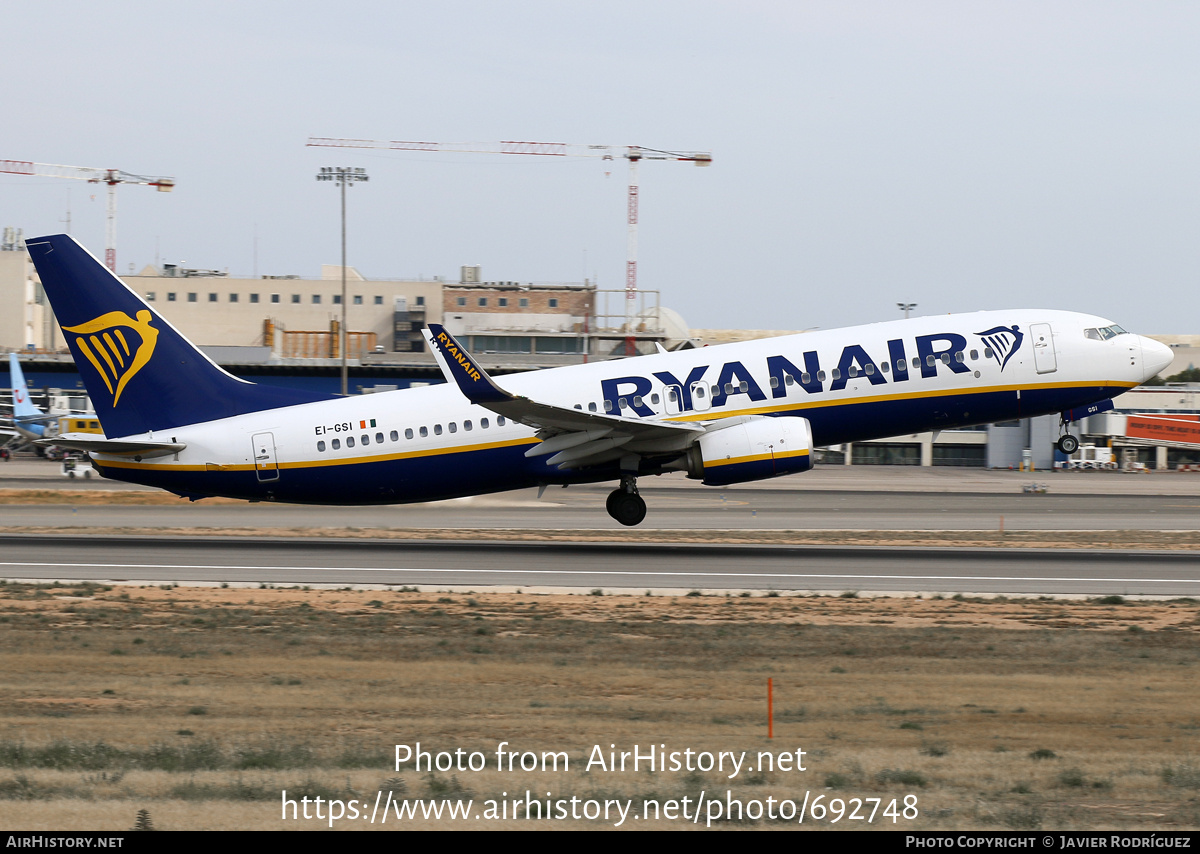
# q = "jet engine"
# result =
<box><xmin>680</xmin><ymin>415</ymin><xmax>814</xmax><ymax>486</ymax></box>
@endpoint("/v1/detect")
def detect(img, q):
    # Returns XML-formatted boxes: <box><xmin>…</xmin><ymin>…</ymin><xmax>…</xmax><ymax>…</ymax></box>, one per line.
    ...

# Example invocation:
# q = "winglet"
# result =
<box><xmin>427</xmin><ymin>323</ymin><xmax>513</xmax><ymax>404</ymax></box>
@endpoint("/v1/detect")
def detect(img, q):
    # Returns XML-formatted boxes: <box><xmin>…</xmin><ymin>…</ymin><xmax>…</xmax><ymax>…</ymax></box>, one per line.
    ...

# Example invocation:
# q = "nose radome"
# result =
<box><xmin>1140</xmin><ymin>336</ymin><xmax>1174</xmax><ymax>381</ymax></box>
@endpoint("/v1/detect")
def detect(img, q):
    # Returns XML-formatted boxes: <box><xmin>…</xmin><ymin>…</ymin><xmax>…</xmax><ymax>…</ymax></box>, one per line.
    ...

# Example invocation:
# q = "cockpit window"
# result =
<box><xmin>1084</xmin><ymin>325</ymin><xmax>1127</xmax><ymax>341</ymax></box>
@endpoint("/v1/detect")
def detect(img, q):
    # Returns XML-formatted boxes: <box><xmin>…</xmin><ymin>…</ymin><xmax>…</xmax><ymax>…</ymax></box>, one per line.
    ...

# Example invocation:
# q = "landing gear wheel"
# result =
<box><xmin>605</xmin><ymin>489</ymin><xmax>619</xmax><ymax>517</ymax></box>
<box><xmin>607</xmin><ymin>490</ymin><xmax>647</xmax><ymax>527</ymax></box>
<box><xmin>1056</xmin><ymin>434</ymin><xmax>1079</xmax><ymax>455</ymax></box>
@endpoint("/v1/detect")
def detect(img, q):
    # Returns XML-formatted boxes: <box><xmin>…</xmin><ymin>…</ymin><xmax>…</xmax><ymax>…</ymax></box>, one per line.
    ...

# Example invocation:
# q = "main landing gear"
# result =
<box><xmin>606</xmin><ymin>475</ymin><xmax>646</xmax><ymax>527</ymax></box>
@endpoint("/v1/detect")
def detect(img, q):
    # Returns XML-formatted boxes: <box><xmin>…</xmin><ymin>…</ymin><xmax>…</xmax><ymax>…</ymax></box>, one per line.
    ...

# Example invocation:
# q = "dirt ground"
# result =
<box><xmin>1</xmin><ymin>582</ymin><xmax>1199</xmax><ymax>831</ymax></box>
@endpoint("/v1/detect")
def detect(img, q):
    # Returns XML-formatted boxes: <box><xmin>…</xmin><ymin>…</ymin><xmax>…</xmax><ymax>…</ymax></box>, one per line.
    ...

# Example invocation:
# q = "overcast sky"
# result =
<box><xmin>3</xmin><ymin>1</ymin><xmax>1199</xmax><ymax>333</ymax></box>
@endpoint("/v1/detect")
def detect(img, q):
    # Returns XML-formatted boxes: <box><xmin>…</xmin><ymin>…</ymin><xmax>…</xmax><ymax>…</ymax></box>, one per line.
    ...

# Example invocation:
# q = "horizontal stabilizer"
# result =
<box><xmin>37</xmin><ymin>433</ymin><xmax>186</xmax><ymax>459</ymax></box>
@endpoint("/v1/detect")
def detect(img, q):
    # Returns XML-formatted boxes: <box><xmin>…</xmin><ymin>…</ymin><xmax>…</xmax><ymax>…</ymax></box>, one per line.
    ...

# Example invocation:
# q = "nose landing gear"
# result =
<box><xmin>606</xmin><ymin>475</ymin><xmax>647</xmax><ymax>527</ymax></box>
<box><xmin>1056</xmin><ymin>433</ymin><xmax>1080</xmax><ymax>455</ymax></box>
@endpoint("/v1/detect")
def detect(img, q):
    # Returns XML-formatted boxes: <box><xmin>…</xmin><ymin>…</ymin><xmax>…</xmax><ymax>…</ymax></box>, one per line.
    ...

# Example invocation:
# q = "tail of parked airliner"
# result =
<box><xmin>8</xmin><ymin>353</ymin><xmax>44</xmax><ymax>424</ymax></box>
<box><xmin>25</xmin><ymin>235</ymin><xmax>331</xmax><ymax>438</ymax></box>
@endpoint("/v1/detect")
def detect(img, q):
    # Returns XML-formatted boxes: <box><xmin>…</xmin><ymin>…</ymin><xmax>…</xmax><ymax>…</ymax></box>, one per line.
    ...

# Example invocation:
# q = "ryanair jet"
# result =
<box><xmin>25</xmin><ymin>234</ymin><xmax>1172</xmax><ymax>526</ymax></box>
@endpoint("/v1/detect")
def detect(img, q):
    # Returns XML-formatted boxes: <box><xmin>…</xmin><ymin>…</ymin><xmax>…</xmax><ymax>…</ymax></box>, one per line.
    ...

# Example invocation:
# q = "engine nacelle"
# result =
<box><xmin>684</xmin><ymin>415</ymin><xmax>814</xmax><ymax>486</ymax></box>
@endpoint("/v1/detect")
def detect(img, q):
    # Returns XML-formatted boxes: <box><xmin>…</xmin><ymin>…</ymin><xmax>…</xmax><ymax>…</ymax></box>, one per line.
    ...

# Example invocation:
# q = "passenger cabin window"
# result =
<box><xmin>346</xmin><ymin>437</ymin><xmax>355</xmax><ymax>448</ymax></box>
<box><xmin>331</xmin><ymin>438</ymin><xmax>341</xmax><ymax>450</ymax></box>
<box><xmin>404</xmin><ymin>428</ymin><xmax>414</xmax><ymax>439</ymax></box>
<box><xmin>317</xmin><ymin>440</ymin><xmax>326</xmax><ymax>452</ymax></box>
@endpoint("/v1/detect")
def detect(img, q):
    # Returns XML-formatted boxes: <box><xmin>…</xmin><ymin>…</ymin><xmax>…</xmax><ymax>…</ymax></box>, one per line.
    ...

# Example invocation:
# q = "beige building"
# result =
<box><xmin>126</xmin><ymin>264</ymin><xmax>444</xmax><ymax>357</ymax></box>
<box><xmin>0</xmin><ymin>241</ymin><xmax>56</xmax><ymax>352</ymax></box>
<box><xmin>0</xmin><ymin>243</ymin><xmax>647</xmax><ymax>365</ymax></box>
<box><xmin>442</xmin><ymin>281</ymin><xmax>595</xmax><ymax>356</ymax></box>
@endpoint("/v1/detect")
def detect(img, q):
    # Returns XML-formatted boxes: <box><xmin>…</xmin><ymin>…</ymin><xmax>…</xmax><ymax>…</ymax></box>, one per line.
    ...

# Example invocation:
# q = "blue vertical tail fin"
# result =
<box><xmin>25</xmin><ymin>235</ymin><xmax>332</xmax><ymax>437</ymax></box>
<box><xmin>8</xmin><ymin>353</ymin><xmax>43</xmax><ymax>421</ymax></box>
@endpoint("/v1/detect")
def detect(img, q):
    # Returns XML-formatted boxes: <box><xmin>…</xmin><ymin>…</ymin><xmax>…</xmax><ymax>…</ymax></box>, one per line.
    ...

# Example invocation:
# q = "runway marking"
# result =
<box><xmin>1</xmin><ymin>561</ymin><xmax>1198</xmax><ymax>585</ymax></box>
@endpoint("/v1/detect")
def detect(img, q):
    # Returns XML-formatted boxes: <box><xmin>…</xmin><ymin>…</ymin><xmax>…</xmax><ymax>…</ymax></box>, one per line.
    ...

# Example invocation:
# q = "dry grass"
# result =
<box><xmin>0</xmin><ymin>582</ymin><xmax>1199</xmax><ymax>830</ymax></box>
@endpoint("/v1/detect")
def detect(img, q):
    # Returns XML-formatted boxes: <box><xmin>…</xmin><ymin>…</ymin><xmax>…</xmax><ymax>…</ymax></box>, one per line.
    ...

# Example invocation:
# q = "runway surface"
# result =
<box><xmin>3</xmin><ymin>462</ymin><xmax>1198</xmax><ymax>595</ymax></box>
<box><xmin>2</xmin><ymin>483</ymin><xmax>1199</xmax><ymax>531</ymax></box>
<box><xmin>2</xmin><ymin>534</ymin><xmax>1198</xmax><ymax>597</ymax></box>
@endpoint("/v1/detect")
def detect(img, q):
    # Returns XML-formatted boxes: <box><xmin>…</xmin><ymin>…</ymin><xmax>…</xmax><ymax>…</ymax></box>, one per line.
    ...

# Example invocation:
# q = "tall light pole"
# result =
<box><xmin>897</xmin><ymin>302</ymin><xmax>917</xmax><ymax>319</ymax></box>
<box><xmin>316</xmin><ymin>166</ymin><xmax>369</xmax><ymax>395</ymax></box>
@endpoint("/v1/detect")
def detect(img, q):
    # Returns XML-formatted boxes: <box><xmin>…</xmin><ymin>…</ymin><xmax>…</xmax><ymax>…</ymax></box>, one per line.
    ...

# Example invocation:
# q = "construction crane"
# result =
<box><xmin>306</xmin><ymin>137</ymin><xmax>711</xmax><ymax>355</ymax></box>
<box><xmin>0</xmin><ymin>159</ymin><xmax>175</xmax><ymax>273</ymax></box>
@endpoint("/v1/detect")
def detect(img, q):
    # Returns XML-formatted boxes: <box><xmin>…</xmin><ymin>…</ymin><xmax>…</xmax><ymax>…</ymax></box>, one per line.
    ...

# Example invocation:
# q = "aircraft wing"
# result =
<box><xmin>35</xmin><ymin>433</ymin><xmax>186</xmax><ymax>459</ymax></box>
<box><xmin>426</xmin><ymin>324</ymin><xmax>700</xmax><ymax>468</ymax></box>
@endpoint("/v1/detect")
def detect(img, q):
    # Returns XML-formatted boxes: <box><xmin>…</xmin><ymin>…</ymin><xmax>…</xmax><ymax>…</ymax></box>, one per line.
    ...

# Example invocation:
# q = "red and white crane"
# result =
<box><xmin>0</xmin><ymin>159</ymin><xmax>175</xmax><ymax>273</ymax></box>
<box><xmin>306</xmin><ymin>137</ymin><xmax>711</xmax><ymax>355</ymax></box>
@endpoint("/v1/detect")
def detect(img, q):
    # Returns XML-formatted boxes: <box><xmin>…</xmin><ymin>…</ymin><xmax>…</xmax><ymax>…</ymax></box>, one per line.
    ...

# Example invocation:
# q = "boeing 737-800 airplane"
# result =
<box><xmin>25</xmin><ymin>234</ymin><xmax>1172</xmax><ymax>525</ymax></box>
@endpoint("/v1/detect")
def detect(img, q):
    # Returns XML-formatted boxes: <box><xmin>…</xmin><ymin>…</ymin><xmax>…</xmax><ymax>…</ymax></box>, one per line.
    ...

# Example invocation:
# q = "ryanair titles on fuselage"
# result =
<box><xmin>601</xmin><ymin>328</ymin><xmax>1019</xmax><ymax>417</ymax></box>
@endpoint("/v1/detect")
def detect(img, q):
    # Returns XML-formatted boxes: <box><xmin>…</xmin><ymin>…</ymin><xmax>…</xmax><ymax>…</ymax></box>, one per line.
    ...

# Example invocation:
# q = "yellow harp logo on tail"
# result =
<box><xmin>62</xmin><ymin>310</ymin><xmax>159</xmax><ymax>407</ymax></box>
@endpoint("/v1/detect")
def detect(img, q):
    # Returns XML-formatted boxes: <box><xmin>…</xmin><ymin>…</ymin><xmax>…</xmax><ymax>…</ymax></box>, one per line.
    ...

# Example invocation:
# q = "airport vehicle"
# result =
<box><xmin>26</xmin><ymin>234</ymin><xmax>1173</xmax><ymax>525</ymax></box>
